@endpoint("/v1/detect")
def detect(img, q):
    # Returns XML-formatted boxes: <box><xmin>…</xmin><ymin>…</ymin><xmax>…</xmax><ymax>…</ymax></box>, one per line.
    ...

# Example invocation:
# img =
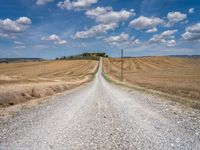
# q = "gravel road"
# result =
<box><xmin>0</xmin><ymin>59</ymin><xmax>200</xmax><ymax>150</ymax></box>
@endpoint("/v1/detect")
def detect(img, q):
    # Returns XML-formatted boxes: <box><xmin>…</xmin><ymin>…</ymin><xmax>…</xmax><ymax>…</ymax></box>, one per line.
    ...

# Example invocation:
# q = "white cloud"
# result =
<box><xmin>181</xmin><ymin>23</ymin><xmax>200</xmax><ymax>41</ymax></box>
<box><xmin>14</xmin><ymin>45</ymin><xmax>26</xmax><ymax>49</ymax></box>
<box><xmin>86</xmin><ymin>7</ymin><xmax>135</xmax><ymax>24</ymax></box>
<box><xmin>180</xmin><ymin>20</ymin><xmax>189</xmax><ymax>25</ymax></box>
<box><xmin>41</xmin><ymin>34</ymin><xmax>67</xmax><ymax>45</ymax></box>
<box><xmin>0</xmin><ymin>17</ymin><xmax>31</xmax><ymax>39</ymax></box>
<box><xmin>0</xmin><ymin>18</ymin><xmax>22</xmax><ymax>32</ymax></box>
<box><xmin>105</xmin><ymin>32</ymin><xmax>141</xmax><ymax>47</ymax></box>
<box><xmin>14</xmin><ymin>41</ymin><xmax>26</xmax><ymax>49</ymax></box>
<box><xmin>33</xmin><ymin>44</ymin><xmax>49</xmax><ymax>49</ymax></box>
<box><xmin>188</xmin><ymin>8</ymin><xmax>194</xmax><ymax>14</ymax></box>
<box><xmin>16</xmin><ymin>17</ymin><xmax>32</xmax><ymax>25</ymax></box>
<box><xmin>166</xmin><ymin>40</ymin><xmax>176</xmax><ymax>47</ymax></box>
<box><xmin>36</xmin><ymin>0</ymin><xmax>54</xmax><ymax>5</ymax></box>
<box><xmin>14</xmin><ymin>41</ymin><xmax>25</xmax><ymax>45</ymax></box>
<box><xmin>129</xmin><ymin>16</ymin><xmax>163</xmax><ymax>30</ymax></box>
<box><xmin>105</xmin><ymin>32</ymin><xmax>129</xmax><ymax>45</ymax></box>
<box><xmin>0</xmin><ymin>18</ymin><xmax>31</xmax><ymax>33</ymax></box>
<box><xmin>166</xmin><ymin>11</ymin><xmax>187</xmax><ymax>26</ymax></box>
<box><xmin>57</xmin><ymin>0</ymin><xmax>97</xmax><ymax>10</ymax></box>
<box><xmin>74</xmin><ymin>23</ymin><xmax>118</xmax><ymax>39</ymax></box>
<box><xmin>79</xmin><ymin>42</ymin><xmax>87</xmax><ymax>47</ymax></box>
<box><xmin>149</xmin><ymin>29</ymin><xmax>177</xmax><ymax>46</ymax></box>
<box><xmin>185</xmin><ymin>23</ymin><xmax>200</xmax><ymax>33</ymax></box>
<box><xmin>126</xmin><ymin>42</ymin><xmax>194</xmax><ymax>55</ymax></box>
<box><xmin>131</xmin><ymin>39</ymin><xmax>141</xmax><ymax>45</ymax></box>
<box><xmin>161</xmin><ymin>30</ymin><xmax>177</xmax><ymax>37</ymax></box>
<box><xmin>0</xmin><ymin>33</ymin><xmax>10</xmax><ymax>38</ymax></box>
<box><xmin>145</xmin><ymin>27</ymin><xmax>158</xmax><ymax>33</ymax></box>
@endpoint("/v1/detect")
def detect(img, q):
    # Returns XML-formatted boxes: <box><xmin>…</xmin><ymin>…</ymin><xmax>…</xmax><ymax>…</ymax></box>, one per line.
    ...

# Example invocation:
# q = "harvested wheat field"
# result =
<box><xmin>0</xmin><ymin>60</ymin><xmax>98</xmax><ymax>107</ymax></box>
<box><xmin>103</xmin><ymin>56</ymin><xmax>200</xmax><ymax>108</ymax></box>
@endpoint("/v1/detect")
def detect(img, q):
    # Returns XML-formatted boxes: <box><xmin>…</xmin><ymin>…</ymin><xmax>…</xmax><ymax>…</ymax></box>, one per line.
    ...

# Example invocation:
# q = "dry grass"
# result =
<box><xmin>0</xmin><ymin>60</ymin><xmax>98</xmax><ymax>107</ymax></box>
<box><xmin>0</xmin><ymin>60</ymin><xmax>98</xmax><ymax>84</ymax></box>
<box><xmin>103</xmin><ymin>56</ymin><xmax>200</xmax><ymax>107</ymax></box>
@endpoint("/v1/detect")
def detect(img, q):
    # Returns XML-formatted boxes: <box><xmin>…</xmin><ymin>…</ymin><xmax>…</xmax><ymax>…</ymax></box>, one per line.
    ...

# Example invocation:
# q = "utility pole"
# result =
<box><xmin>109</xmin><ymin>58</ymin><xmax>111</xmax><ymax>74</ymax></box>
<box><xmin>121</xmin><ymin>49</ymin><xmax>124</xmax><ymax>81</ymax></box>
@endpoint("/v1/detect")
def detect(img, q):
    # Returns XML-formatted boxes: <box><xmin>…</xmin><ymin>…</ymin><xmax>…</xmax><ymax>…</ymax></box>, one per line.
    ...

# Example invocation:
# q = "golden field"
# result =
<box><xmin>103</xmin><ymin>57</ymin><xmax>200</xmax><ymax>107</ymax></box>
<box><xmin>0</xmin><ymin>60</ymin><xmax>98</xmax><ymax>107</ymax></box>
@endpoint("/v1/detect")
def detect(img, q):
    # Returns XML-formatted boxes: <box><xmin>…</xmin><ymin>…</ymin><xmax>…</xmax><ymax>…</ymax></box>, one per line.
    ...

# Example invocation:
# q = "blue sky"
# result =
<box><xmin>0</xmin><ymin>0</ymin><xmax>199</xmax><ymax>58</ymax></box>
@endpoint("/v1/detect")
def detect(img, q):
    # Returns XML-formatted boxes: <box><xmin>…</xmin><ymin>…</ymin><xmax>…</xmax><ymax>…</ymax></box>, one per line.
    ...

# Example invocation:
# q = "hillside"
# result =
<box><xmin>56</xmin><ymin>52</ymin><xmax>108</xmax><ymax>60</ymax></box>
<box><xmin>0</xmin><ymin>58</ymin><xmax>45</xmax><ymax>63</ymax></box>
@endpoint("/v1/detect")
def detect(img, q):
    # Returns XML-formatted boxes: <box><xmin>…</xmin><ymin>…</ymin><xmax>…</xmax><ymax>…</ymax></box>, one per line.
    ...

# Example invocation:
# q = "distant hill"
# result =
<box><xmin>56</xmin><ymin>52</ymin><xmax>108</xmax><ymax>60</ymax></box>
<box><xmin>0</xmin><ymin>58</ymin><xmax>45</xmax><ymax>63</ymax></box>
<box><xmin>168</xmin><ymin>55</ymin><xmax>200</xmax><ymax>58</ymax></box>
<box><xmin>123</xmin><ymin>55</ymin><xmax>200</xmax><ymax>59</ymax></box>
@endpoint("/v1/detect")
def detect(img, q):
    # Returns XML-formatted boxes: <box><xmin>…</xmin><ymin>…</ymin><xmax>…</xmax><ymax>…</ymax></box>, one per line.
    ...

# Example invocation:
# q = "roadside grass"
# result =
<box><xmin>102</xmin><ymin>72</ymin><xmax>200</xmax><ymax>110</ymax></box>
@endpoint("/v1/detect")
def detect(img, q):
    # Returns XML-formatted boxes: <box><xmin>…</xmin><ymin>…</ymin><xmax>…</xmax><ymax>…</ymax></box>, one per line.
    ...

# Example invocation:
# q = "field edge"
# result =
<box><xmin>102</xmin><ymin>71</ymin><xmax>200</xmax><ymax>110</ymax></box>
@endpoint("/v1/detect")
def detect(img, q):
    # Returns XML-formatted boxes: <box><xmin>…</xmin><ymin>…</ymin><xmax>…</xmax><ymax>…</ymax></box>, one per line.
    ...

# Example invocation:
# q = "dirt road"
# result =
<box><xmin>0</xmin><ymin>59</ymin><xmax>200</xmax><ymax>149</ymax></box>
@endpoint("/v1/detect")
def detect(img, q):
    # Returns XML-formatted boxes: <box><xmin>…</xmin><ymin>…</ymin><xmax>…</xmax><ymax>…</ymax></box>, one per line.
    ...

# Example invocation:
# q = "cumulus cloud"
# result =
<box><xmin>0</xmin><ymin>17</ymin><xmax>31</xmax><ymax>33</ymax></box>
<box><xmin>16</xmin><ymin>17</ymin><xmax>32</xmax><ymax>25</ymax></box>
<box><xmin>129</xmin><ymin>16</ymin><xmax>163</xmax><ymax>30</ymax></box>
<box><xmin>149</xmin><ymin>29</ymin><xmax>177</xmax><ymax>46</ymax></box>
<box><xmin>105</xmin><ymin>32</ymin><xmax>129</xmax><ymax>45</ymax></box>
<box><xmin>41</xmin><ymin>34</ymin><xmax>67</xmax><ymax>45</ymax></box>
<box><xmin>0</xmin><ymin>17</ymin><xmax>31</xmax><ymax>39</ymax></box>
<box><xmin>166</xmin><ymin>11</ymin><xmax>187</xmax><ymax>26</ymax></box>
<box><xmin>57</xmin><ymin>0</ymin><xmax>97</xmax><ymax>10</ymax></box>
<box><xmin>161</xmin><ymin>30</ymin><xmax>177</xmax><ymax>37</ymax></box>
<box><xmin>188</xmin><ymin>8</ymin><xmax>194</xmax><ymax>14</ymax></box>
<box><xmin>86</xmin><ymin>7</ymin><xmax>135</xmax><ymax>24</ymax></box>
<box><xmin>74</xmin><ymin>23</ymin><xmax>118</xmax><ymax>39</ymax></box>
<box><xmin>0</xmin><ymin>19</ymin><xmax>23</xmax><ymax>33</ymax></box>
<box><xmin>131</xmin><ymin>38</ymin><xmax>141</xmax><ymax>45</ymax></box>
<box><xmin>36</xmin><ymin>0</ymin><xmax>54</xmax><ymax>5</ymax></box>
<box><xmin>145</xmin><ymin>27</ymin><xmax>158</xmax><ymax>33</ymax></box>
<box><xmin>105</xmin><ymin>32</ymin><xmax>140</xmax><ymax>47</ymax></box>
<box><xmin>166</xmin><ymin>40</ymin><xmax>176</xmax><ymax>47</ymax></box>
<box><xmin>181</xmin><ymin>23</ymin><xmax>200</xmax><ymax>41</ymax></box>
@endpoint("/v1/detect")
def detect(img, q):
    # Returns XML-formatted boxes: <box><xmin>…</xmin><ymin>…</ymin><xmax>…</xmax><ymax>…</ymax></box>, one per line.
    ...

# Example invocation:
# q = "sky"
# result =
<box><xmin>0</xmin><ymin>0</ymin><xmax>200</xmax><ymax>59</ymax></box>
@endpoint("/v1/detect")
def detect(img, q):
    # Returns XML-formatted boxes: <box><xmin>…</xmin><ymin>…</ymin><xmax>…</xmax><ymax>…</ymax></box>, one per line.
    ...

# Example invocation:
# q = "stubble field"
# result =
<box><xmin>0</xmin><ymin>60</ymin><xmax>98</xmax><ymax>107</ymax></box>
<box><xmin>103</xmin><ymin>56</ymin><xmax>200</xmax><ymax>108</ymax></box>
